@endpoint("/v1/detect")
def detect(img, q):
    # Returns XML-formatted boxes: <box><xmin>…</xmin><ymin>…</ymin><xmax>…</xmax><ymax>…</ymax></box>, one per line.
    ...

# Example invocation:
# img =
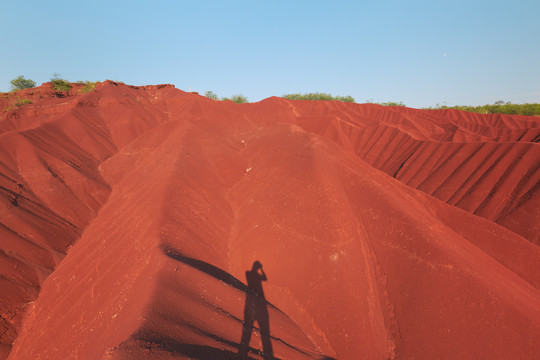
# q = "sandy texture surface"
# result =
<box><xmin>1</xmin><ymin>82</ymin><xmax>539</xmax><ymax>359</ymax></box>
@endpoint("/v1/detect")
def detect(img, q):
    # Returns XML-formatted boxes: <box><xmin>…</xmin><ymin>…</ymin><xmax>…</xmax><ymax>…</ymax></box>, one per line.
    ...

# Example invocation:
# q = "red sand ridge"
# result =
<box><xmin>1</xmin><ymin>81</ymin><xmax>539</xmax><ymax>359</ymax></box>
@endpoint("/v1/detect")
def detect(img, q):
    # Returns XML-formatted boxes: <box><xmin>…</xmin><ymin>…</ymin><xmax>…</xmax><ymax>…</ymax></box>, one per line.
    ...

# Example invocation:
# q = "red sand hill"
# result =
<box><xmin>1</xmin><ymin>81</ymin><xmax>539</xmax><ymax>359</ymax></box>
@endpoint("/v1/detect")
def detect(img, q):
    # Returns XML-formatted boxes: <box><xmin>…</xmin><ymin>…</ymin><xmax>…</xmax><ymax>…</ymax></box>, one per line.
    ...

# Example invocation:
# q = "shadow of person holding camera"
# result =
<box><xmin>238</xmin><ymin>260</ymin><xmax>274</xmax><ymax>359</ymax></box>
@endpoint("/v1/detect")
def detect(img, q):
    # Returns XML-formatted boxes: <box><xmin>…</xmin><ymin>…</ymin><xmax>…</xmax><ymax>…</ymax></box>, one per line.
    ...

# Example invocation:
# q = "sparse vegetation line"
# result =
<box><xmin>282</xmin><ymin>92</ymin><xmax>355</xmax><ymax>102</ymax></box>
<box><xmin>424</xmin><ymin>101</ymin><xmax>540</xmax><ymax>116</ymax></box>
<box><xmin>6</xmin><ymin>77</ymin><xmax>539</xmax><ymax>116</ymax></box>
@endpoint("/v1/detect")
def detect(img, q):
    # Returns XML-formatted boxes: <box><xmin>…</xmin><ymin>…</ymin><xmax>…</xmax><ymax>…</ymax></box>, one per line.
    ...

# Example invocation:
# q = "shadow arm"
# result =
<box><xmin>259</xmin><ymin>268</ymin><xmax>267</xmax><ymax>281</ymax></box>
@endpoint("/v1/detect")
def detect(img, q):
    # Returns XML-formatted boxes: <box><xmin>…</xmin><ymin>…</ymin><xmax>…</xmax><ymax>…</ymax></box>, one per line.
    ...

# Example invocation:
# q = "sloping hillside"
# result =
<box><xmin>1</xmin><ymin>82</ymin><xmax>539</xmax><ymax>359</ymax></box>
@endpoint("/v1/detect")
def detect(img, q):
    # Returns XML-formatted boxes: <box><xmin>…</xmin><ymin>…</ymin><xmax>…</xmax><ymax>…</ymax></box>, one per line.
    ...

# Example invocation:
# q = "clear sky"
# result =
<box><xmin>1</xmin><ymin>0</ymin><xmax>539</xmax><ymax>108</ymax></box>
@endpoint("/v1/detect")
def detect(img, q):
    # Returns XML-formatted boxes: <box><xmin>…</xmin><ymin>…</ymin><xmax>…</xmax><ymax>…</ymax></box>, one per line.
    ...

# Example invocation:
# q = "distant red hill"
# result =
<box><xmin>1</xmin><ymin>81</ymin><xmax>539</xmax><ymax>359</ymax></box>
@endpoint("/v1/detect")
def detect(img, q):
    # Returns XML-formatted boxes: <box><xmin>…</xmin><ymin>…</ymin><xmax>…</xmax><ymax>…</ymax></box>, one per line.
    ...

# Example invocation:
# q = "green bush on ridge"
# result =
<box><xmin>205</xmin><ymin>91</ymin><xmax>248</xmax><ymax>104</ymax></box>
<box><xmin>221</xmin><ymin>94</ymin><xmax>248</xmax><ymax>104</ymax></box>
<box><xmin>77</xmin><ymin>81</ymin><xmax>98</xmax><ymax>93</ymax></box>
<box><xmin>50</xmin><ymin>73</ymin><xmax>72</xmax><ymax>91</ymax></box>
<box><xmin>376</xmin><ymin>101</ymin><xmax>406</xmax><ymax>107</ymax></box>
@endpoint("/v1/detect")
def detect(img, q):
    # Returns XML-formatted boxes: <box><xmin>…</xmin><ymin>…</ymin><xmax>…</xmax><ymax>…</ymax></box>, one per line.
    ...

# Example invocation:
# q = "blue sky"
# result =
<box><xmin>1</xmin><ymin>0</ymin><xmax>539</xmax><ymax>108</ymax></box>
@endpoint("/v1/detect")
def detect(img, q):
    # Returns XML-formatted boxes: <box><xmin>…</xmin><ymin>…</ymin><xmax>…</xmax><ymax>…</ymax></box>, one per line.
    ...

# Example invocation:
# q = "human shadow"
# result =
<box><xmin>238</xmin><ymin>261</ymin><xmax>273</xmax><ymax>359</ymax></box>
<box><xmin>159</xmin><ymin>245</ymin><xmax>336</xmax><ymax>360</ymax></box>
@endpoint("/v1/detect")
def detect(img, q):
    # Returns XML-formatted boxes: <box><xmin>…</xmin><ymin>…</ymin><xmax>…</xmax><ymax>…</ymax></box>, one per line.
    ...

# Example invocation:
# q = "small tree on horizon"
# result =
<box><xmin>10</xmin><ymin>76</ymin><xmax>36</xmax><ymax>91</ymax></box>
<box><xmin>205</xmin><ymin>91</ymin><xmax>219</xmax><ymax>100</ymax></box>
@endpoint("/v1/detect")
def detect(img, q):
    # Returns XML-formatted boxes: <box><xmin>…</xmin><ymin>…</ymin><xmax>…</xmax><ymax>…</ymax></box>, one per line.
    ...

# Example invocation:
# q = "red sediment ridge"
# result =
<box><xmin>1</xmin><ymin>82</ymin><xmax>539</xmax><ymax>359</ymax></box>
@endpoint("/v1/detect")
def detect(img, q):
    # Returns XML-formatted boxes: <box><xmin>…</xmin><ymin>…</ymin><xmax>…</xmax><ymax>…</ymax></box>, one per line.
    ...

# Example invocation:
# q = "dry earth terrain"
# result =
<box><xmin>1</xmin><ymin>81</ymin><xmax>539</xmax><ymax>359</ymax></box>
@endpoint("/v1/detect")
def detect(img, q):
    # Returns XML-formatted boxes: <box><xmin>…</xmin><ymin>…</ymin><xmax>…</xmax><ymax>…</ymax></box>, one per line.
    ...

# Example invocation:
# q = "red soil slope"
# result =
<box><xmin>1</xmin><ymin>82</ymin><xmax>539</xmax><ymax>359</ymax></box>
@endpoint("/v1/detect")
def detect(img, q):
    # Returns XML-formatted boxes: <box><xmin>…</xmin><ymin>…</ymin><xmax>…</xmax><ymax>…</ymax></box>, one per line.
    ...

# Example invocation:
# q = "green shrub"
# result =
<box><xmin>15</xmin><ymin>98</ymin><xmax>32</xmax><ymax>107</ymax></box>
<box><xmin>50</xmin><ymin>73</ymin><xmax>72</xmax><ymax>91</ymax></box>
<box><xmin>10</xmin><ymin>76</ymin><xmax>36</xmax><ymax>91</ymax></box>
<box><xmin>364</xmin><ymin>99</ymin><xmax>406</xmax><ymax>106</ymax></box>
<box><xmin>378</xmin><ymin>101</ymin><xmax>406</xmax><ymax>106</ymax></box>
<box><xmin>78</xmin><ymin>81</ymin><xmax>97</xmax><ymax>93</ymax></box>
<box><xmin>221</xmin><ymin>94</ymin><xmax>248</xmax><ymax>104</ymax></box>
<box><xmin>4</xmin><ymin>97</ymin><xmax>32</xmax><ymax>111</ymax></box>
<box><xmin>282</xmin><ymin>92</ymin><xmax>355</xmax><ymax>102</ymax></box>
<box><xmin>336</xmin><ymin>95</ymin><xmax>356</xmax><ymax>103</ymax></box>
<box><xmin>205</xmin><ymin>91</ymin><xmax>219</xmax><ymax>100</ymax></box>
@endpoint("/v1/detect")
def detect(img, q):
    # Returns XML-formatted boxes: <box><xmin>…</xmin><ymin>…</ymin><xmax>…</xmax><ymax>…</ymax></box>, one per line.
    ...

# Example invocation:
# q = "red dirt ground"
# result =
<box><xmin>1</xmin><ymin>81</ymin><xmax>539</xmax><ymax>359</ymax></box>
